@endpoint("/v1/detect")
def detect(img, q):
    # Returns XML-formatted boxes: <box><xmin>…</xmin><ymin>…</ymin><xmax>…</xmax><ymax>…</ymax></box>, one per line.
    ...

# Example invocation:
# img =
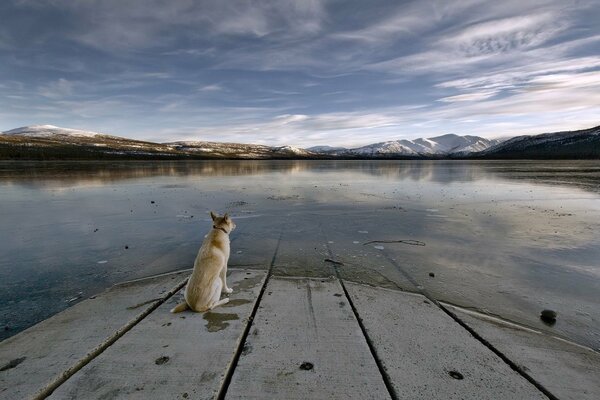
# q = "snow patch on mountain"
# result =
<box><xmin>275</xmin><ymin>145</ymin><xmax>313</xmax><ymax>155</ymax></box>
<box><xmin>351</xmin><ymin>141</ymin><xmax>418</xmax><ymax>156</ymax></box>
<box><xmin>309</xmin><ymin>133</ymin><xmax>503</xmax><ymax>156</ymax></box>
<box><xmin>2</xmin><ymin>125</ymin><xmax>106</xmax><ymax>138</ymax></box>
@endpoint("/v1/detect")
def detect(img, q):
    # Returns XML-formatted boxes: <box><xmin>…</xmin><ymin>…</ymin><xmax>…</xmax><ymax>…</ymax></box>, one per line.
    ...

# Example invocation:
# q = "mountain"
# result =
<box><xmin>3</xmin><ymin>125</ymin><xmax>105</xmax><ymax>138</ymax></box>
<box><xmin>309</xmin><ymin>134</ymin><xmax>502</xmax><ymax>157</ymax></box>
<box><xmin>474</xmin><ymin>125</ymin><xmax>600</xmax><ymax>159</ymax></box>
<box><xmin>1</xmin><ymin>124</ymin><xmax>598</xmax><ymax>160</ymax></box>
<box><xmin>306</xmin><ymin>145</ymin><xmax>348</xmax><ymax>153</ymax></box>
<box><xmin>1</xmin><ymin>125</ymin><xmax>185</xmax><ymax>159</ymax></box>
<box><xmin>166</xmin><ymin>141</ymin><xmax>314</xmax><ymax>158</ymax></box>
<box><xmin>0</xmin><ymin>125</ymin><xmax>318</xmax><ymax>160</ymax></box>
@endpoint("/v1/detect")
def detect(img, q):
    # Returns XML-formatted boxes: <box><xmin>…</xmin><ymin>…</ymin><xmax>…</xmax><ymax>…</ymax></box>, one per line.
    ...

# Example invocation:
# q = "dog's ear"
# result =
<box><xmin>223</xmin><ymin>213</ymin><xmax>229</xmax><ymax>220</ymax></box>
<box><xmin>210</xmin><ymin>211</ymin><xmax>218</xmax><ymax>221</ymax></box>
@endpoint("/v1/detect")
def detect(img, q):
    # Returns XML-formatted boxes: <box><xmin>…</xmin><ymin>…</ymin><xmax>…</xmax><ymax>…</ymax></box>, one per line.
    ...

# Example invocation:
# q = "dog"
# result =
<box><xmin>170</xmin><ymin>211</ymin><xmax>236</xmax><ymax>313</ymax></box>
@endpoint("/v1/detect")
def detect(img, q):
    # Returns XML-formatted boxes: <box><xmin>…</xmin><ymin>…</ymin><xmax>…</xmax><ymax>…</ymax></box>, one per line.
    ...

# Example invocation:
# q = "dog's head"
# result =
<box><xmin>210</xmin><ymin>211</ymin><xmax>236</xmax><ymax>233</ymax></box>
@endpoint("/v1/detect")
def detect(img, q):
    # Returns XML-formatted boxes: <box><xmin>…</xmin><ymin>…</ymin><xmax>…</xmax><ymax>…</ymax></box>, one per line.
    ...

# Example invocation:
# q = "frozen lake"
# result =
<box><xmin>1</xmin><ymin>160</ymin><xmax>599</xmax><ymax>350</ymax></box>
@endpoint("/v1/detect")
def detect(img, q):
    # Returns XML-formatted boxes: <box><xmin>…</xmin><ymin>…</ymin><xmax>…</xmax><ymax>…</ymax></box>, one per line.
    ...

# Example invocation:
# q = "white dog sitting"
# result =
<box><xmin>171</xmin><ymin>211</ymin><xmax>235</xmax><ymax>313</ymax></box>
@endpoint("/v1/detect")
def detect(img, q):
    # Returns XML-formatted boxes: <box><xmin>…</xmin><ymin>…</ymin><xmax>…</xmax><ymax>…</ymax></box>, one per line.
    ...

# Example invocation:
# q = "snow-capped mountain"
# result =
<box><xmin>3</xmin><ymin>125</ymin><xmax>107</xmax><ymax>138</ymax></box>
<box><xmin>276</xmin><ymin>145</ymin><xmax>313</xmax><ymax>156</ymax></box>
<box><xmin>309</xmin><ymin>134</ymin><xmax>502</xmax><ymax>157</ymax></box>
<box><xmin>351</xmin><ymin>141</ymin><xmax>418</xmax><ymax>156</ymax></box>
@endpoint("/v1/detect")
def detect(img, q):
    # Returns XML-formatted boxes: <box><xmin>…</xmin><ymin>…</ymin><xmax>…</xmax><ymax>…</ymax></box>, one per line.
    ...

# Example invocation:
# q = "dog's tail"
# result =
<box><xmin>170</xmin><ymin>301</ymin><xmax>189</xmax><ymax>313</ymax></box>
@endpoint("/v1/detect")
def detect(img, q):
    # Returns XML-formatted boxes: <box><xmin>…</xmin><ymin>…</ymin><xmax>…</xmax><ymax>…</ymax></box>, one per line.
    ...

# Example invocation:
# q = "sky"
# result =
<box><xmin>0</xmin><ymin>0</ymin><xmax>599</xmax><ymax>147</ymax></box>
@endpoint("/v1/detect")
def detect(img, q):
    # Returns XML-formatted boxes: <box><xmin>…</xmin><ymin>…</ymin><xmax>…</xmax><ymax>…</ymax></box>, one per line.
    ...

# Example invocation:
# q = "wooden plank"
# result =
<box><xmin>0</xmin><ymin>271</ymin><xmax>189</xmax><ymax>400</ymax></box>
<box><xmin>49</xmin><ymin>269</ymin><xmax>267</xmax><ymax>400</ymax></box>
<box><xmin>225</xmin><ymin>277</ymin><xmax>390</xmax><ymax>400</ymax></box>
<box><xmin>448</xmin><ymin>305</ymin><xmax>600</xmax><ymax>400</ymax></box>
<box><xmin>344</xmin><ymin>282</ymin><xmax>547</xmax><ymax>400</ymax></box>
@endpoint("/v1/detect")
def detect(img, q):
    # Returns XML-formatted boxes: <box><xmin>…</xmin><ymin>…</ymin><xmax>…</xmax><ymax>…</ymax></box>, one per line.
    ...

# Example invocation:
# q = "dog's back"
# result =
<box><xmin>184</xmin><ymin>231</ymin><xmax>228</xmax><ymax>311</ymax></box>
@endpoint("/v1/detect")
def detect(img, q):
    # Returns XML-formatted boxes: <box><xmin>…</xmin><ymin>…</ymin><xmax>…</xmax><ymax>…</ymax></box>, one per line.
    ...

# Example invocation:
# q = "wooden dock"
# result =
<box><xmin>2</xmin><ymin>223</ymin><xmax>599</xmax><ymax>399</ymax></box>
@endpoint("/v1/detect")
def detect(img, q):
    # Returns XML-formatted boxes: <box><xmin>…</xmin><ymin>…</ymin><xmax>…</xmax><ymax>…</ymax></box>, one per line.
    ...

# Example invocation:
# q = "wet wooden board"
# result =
<box><xmin>225</xmin><ymin>277</ymin><xmax>390</xmax><ymax>399</ymax></box>
<box><xmin>0</xmin><ymin>271</ymin><xmax>189</xmax><ymax>400</ymax></box>
<box><xmin>448</xmin><ymin>305</ymin><xmax>600</xmax><ymax>400</ymax></box>
<box><xmin>344</xmin><ymin>282</ymin><xmax>547</xmax><ymax>400</ymax></box>
<box><xmin>49</xmin><ymin>269</ymin><xmax>267</xmax><ymax>400</ymax></box>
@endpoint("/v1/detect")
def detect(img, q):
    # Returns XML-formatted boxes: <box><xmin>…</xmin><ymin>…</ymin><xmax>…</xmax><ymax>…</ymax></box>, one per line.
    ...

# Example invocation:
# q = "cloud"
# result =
<box><xmin>526</xmin><ymin>70</ymin><xmax>600</xmax><ymax>90</ymax></box>
<box><xmin>198</xmin><ymin>84</ymin><xmax>223</xmax><ymax>92</ymax></box>
<box><xmin>332</xmin><ymin>0</ymin><xmax>487</xmax><ymax>43</ymax></box>
<box><xmin>441</xmin><ymin>13</ymin><xmax>565</xmax><ymax>55</ymax></box>
<box><xmin>367</xmin><ymin>9</ymin><xmax>573</xmax><ymax>75</ymax></box>
<box><xmin>438</xmin><ymin>91</ymin><xmax>499</xmax><ymax>103</ymax></box>
<box><xmin>13</xmin><ymin>0</ymin><xmax>327</xmax><ymax>51</ymax></box>
<box><xmin>158</xmin><ymin>105</ymin><xmax>433</xmax><ymax>147</ymax></box>
<box><xmin>436</xmin><ymin>54</ymin><xmax>600</xmax><ymax>92</ymax></box>
<box><xmin>38</xmin><ymin>78</ymin><xmax>74</xmax><ymax>98</ymax></box>
<box><xmin>332</xmin><ymin>8</ymin><xmax>432</xmax><ymax>43</ymax></box>
<box><xmin>1</xmin><ymin>0</ymin><xmax>599</xmax><ymax>147</ymax></box>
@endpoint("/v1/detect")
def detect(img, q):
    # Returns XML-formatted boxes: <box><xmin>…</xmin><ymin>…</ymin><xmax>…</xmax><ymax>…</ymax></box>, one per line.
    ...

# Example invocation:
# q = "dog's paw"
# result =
<box><xmin>223</xmin><ymin>287</ymin><xmax>233</xmax><ymax>294</ymax></box>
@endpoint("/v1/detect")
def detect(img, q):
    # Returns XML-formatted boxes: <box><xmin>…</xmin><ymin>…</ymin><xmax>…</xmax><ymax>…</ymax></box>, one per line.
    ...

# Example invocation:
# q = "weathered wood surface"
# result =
<box><xmin>225</xmin><ymin>277</ymin><xmax>390</xmax><ymax>399</ymax></box>
<box><xmin>344</xmin><ymin>282</ymin><xmax>547</xmax><ymax>400</ymax></box>
<box><xmin>5</xmin><ymin>266</ymin><xmax>598</xmax><ymax>400</ymax></box>
<box><xmin>48</xmin><ymin>269</ymin><xmax>267</xmax><ymax>400</ymax></box>
<box><xmin>0</xmin><ymin>270</ymin><xmax>189</xmax><ymax>400</ymax></box>
<box><xmin>448</xmin><ymin>305</ymin><xmax>600</xmax><ymax>400</ymax></box>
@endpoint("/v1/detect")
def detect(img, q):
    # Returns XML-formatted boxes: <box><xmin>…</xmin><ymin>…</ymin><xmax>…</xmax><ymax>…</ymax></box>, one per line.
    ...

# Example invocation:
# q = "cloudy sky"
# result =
<box><xmin>0</xmin><ymin>0</ymin><xmax>599</xmax><ymax>147</ymax></box>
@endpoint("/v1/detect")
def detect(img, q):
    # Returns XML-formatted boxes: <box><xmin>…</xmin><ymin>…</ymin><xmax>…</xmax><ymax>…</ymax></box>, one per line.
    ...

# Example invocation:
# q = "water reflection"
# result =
<box><xmin>2</xmin><ymin>160</ymin><xmax>599</xmax><ymax>192</ymax></box>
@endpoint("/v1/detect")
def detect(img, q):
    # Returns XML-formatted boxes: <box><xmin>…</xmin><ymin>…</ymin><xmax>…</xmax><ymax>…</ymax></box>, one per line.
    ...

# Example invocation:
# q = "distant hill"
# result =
<box><xmin>0</xmin><ymin>125</ymin><xmax>183</xmax><ymax>160</ymax></box>
<box><xmin>0</xmin><ymin>125</ymin><xmax>318</xmax><ymax>160</ymax></box>
<box><xmin>306</xmin><ymin>145</ymin><xmax>348</xmax><ymax>153</ymax></box>
<box><xmin>167</xmin><ymin>141</ymin><xmax>313</xmax><ymax>159</ymax></box>
<box><xmin>472</xmin><ymin>125</ymin><xmax>600</xmax><ymax>159</ymax></box>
